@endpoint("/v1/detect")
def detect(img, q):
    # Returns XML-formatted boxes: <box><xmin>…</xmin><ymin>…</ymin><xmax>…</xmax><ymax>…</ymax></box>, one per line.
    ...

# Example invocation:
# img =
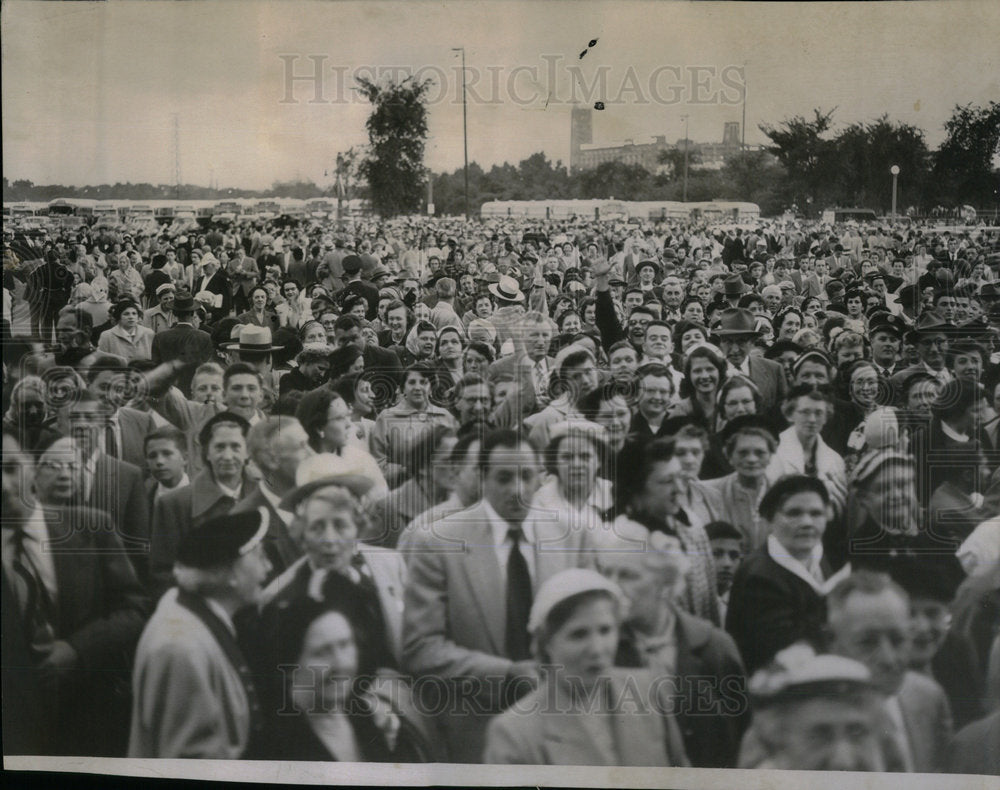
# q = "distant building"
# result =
<box><xmin>569</xmin><ymin>110</ymin><xmax>759</xmax><ymax>173</ymax></box>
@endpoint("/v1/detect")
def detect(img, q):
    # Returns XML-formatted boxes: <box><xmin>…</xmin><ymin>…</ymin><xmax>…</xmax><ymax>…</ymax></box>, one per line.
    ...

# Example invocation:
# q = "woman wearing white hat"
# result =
<box><xmin>482</xmin><ymin>568</ymin><xmax>690</xmax><ymax>766</ymax></box>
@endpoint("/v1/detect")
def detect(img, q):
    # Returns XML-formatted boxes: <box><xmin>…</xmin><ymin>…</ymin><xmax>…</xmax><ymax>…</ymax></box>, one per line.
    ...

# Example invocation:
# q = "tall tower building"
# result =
<box><xmin>722</xmin><ymin>121</ymin><xmax>741</xmax><ymax>148</ymax></box>
<box><xmin>570</xmin><ymin>106</ymin><xmax>593</xmax><ymax>171</ymax></box>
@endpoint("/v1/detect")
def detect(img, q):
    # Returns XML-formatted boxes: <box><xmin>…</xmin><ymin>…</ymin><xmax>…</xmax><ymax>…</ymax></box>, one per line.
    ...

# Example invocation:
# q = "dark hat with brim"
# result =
<box><xmin>722</xmin><ymin>274</ymin><xmax>751</xmax><ymax>296</ymax></box>
<box><xmin>712</xmin><ymin>308</ymin><xmax>762</xmax><ymax>337</ymax></box>
<box><xmin>176</xmin><ymin>508</ymin><xmax>269</xmax><ymax>569</ymax></box>
<box><xmin>173</xmin><ymin>294</ymin><xmax>198</xmax><ymax>313</ymax></box>
<box><xmin>904</xmin><ymin>310</ymin><xmax>955</xmax><ymax>342</ymax></box>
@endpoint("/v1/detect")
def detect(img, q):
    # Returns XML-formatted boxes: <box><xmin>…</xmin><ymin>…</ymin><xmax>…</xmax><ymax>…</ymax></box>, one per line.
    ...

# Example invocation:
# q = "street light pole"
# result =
<box><xmin>681</xmin><ymin>114</ymin><xmax>690</xmax><ymax>202</ymax></box>
<box><xmin>452</xmin><ymin>47</ymin><xmax>469</xmax><ymax>221</ymax></box>
<box><xmin>890</xmin><ymin>165</ymin><xmax>900</xmax><ymax>220</ymax></box>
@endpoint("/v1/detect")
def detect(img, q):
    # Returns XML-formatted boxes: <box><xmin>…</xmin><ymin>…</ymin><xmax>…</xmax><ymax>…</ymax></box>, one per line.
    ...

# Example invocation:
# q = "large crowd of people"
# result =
<box><xmin>2</xmin><ymin>212</ymin><xmax>998</xmax><ymax>773</ymax></box>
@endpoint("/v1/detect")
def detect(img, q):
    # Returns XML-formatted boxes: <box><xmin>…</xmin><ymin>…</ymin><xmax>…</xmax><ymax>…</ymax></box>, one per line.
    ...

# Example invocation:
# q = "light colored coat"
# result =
<box><xmin>97</xmin><ymin>323</ymin><xmax>155</xmax><ymax>361</ymax></box>
<box><xmin>898</xmin><ymin>670</ymin><xmax>954</xmax><ymax>773</ymax></box>
<box><xmin>765</xmin><ymin>427</ymin><xmax>846</xmax><ymax>509</ymax></box>
<box><xmin>129</xmin><ymin>589</ymin><xmax>249</xmax><ymax>758</ymax></box>
<box><xmin>483</xmin><ymin>668</ymin><xmax>691</xmax><ymax>766</ymax></box>
<box><xmin>402</xmin><ymin>500</ymin><xmax>592</xmax><ymax>762</ymax></box>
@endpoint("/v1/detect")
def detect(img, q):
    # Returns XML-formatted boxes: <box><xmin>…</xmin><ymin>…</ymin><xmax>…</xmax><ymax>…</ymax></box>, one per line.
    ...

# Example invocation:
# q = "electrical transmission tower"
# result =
<box><xmin>173</xmin><ymin>114</ymin><xmax>182</xmax><ymax>199</ymax></box>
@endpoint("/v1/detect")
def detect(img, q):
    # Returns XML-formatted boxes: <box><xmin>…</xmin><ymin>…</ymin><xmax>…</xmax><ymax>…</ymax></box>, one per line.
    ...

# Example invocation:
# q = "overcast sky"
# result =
<box><xmin>3</xmin><ymin>0</ymin><xmax>998</xmax><ymax>190</ymax></box>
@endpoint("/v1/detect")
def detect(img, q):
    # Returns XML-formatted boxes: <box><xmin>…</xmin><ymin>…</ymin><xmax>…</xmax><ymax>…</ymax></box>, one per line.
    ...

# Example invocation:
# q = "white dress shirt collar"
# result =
<box><xmin>216</xmin><ymin>479</ymin><xmax>243</xmax><ymax>501</ymax></box>
<box><xmin>155</xmin><ymin>472</ymin><xmax>190</xmax><ymax>500</ymax></box>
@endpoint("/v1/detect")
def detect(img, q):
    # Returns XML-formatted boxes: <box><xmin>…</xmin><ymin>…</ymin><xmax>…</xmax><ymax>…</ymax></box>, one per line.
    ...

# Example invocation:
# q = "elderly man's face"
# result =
<box><xmin>643</xmin><ymin>324</ymin><xmax>671</xmax><ymax>359</ymax></box>
<box><xmin>627</xmin><ymin>312</ymin><xmax>652</xmax><ymax>343</ymax></box>
<box><xmin>770</xmin><ymin>696</ymin><xmax>885</xmax><ymax>772</ymax></box>
<box><xmin>56</xmin><ymin>312</ymin><xmax>87</xmax><ymax>350</ymax></box>
<box><xmin>523</xmin><ymin>323</ymin><xmax>552</xmax><ymax>361</ymax></box>
<box><xmin>829</xmin><ymin>589</ymin><xmax>911</xmax><ymax>696</ymax></box>
<box><xmin>34</xmin><ymin>437</ymin><xmax>81</xmax><ymax>504</ymax></box>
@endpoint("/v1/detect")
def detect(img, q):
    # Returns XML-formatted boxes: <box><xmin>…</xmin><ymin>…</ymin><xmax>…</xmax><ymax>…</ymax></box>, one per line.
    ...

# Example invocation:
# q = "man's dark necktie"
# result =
<box><xmin>11</xmin><ymin>528</ymin><xmax>56</xmax><ymax>662</ymax></box>
<box><xmin>505</xmin><ymin>528</ymin><xmax>533</xmax><ymax>661</ymax></box>
<box><xmin>104</xmin><ymin>423</ymin><xmax>119</xmax><ymax>459</ymax></box>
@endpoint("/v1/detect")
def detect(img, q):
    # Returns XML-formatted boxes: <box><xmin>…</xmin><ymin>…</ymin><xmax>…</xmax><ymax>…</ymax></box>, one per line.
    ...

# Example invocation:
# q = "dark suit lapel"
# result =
<box><xmin>44</xmin><ymin>508</ymin><xmax>93</xmax><ymax>636</ymax></box>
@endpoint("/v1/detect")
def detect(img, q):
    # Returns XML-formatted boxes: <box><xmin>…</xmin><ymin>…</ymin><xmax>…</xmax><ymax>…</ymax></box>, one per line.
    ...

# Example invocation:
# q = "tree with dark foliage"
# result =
<box><xmin>356</xmin><ymin>75</ymin><xmax>433</xmax><ymax>218</ymax></box>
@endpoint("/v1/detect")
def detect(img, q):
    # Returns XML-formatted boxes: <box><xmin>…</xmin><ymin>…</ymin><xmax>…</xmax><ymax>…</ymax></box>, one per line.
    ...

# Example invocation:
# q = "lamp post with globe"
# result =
<box><xmin>890</xmin><ymin>165</ymin><xmax>900</xmax><ymax>220</ymax></box>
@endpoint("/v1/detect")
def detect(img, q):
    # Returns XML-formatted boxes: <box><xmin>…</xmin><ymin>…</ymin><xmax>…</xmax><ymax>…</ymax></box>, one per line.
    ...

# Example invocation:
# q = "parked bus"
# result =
<box><xmin>821</xmin><ymin>207</ymin><xmax>878</xmax><ymax>224</ymax></box>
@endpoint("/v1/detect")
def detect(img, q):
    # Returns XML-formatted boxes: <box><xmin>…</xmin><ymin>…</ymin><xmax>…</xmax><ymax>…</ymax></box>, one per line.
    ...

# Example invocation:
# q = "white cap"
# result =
<box><xmin>527</xmin><ymin>568</ymin><xmax>626</xmax><ymax>635</ymax></box>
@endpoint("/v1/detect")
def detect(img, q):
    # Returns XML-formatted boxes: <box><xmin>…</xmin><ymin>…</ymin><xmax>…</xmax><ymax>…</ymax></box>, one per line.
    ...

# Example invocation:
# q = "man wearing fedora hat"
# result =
<box><xmin>150</xmin><ymin>292</ymin><xmax>214</xmax><ymax>397</ymax></box>
<box><xmin>721</xmin><ymin>274</ymin><xmax>751</xmax><ymax>308</ymax></box>
<box><xmin>713</xmin><ymin>308</ymin><xmax>788</xmax><ymax>411</ymax></box>
<box><xmin>891</xmin><ymin>310</ymin><xmax>955</xmax><ymax>389</ymax></box>
<box><xmin>222</xmin><ymin>324</ymin><xmax>284</xmax><ymax>402</ymax></box>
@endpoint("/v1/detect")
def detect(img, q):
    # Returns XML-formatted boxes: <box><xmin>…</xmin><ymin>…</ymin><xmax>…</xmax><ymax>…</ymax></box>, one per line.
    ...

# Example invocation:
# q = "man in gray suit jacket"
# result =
<box><xmin>827</xmin><ymin>571</ymin><xmax>954</xmax><ymax>772</ymax></box>
<box><xmin>713</xmin><ymin>308</ymin><xmax>788</xmax><ymax>411</ymax></box>
<box><xmin>402</xmin><ymin>429</ymin><xmax>591</xmax><ymax>762</ymax></box>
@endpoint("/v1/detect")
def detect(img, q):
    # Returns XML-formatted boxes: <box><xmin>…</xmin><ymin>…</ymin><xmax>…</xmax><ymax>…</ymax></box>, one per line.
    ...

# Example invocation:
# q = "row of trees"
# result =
<box><xmin>1</xmin><ymin>178</ymin><xmax>341</xmax><ymax>202</ymax></box>
<box><xmin>427</xmin><ymin>103</ymin><xmax>999</xmax><ymax>218</ymax></box>
<box><xmin>759</xmin><ymin>103</ymin><xmax>1000</xmax><ymax>216</ymax></box>
<box><xmin>5</xmin><ymin>77</ymin><xmax>997</xmax><ymax>219</ymax></box>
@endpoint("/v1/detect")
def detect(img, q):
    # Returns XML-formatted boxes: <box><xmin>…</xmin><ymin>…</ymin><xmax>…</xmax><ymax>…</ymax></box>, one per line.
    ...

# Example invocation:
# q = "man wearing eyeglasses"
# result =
<box><xmin>1</xmin><ymin>431</ymin><xmax>147</xmax><ymax>756</ymax></box>
<box><xmin>891</xmin><ymin>311</ymin><xmax>955</xmax><ymax>390</ymax></box>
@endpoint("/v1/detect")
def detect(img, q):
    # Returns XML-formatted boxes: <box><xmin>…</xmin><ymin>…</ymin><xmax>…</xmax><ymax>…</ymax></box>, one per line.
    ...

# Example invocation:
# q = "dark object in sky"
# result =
<box><xmin>579</xmin><ymin>49</ymin><xmax>588</xmax><ymax>59</ymax></box>
<box><xmin>594</xmin><ymin>101</ymin><xmax>605</xmax><ymax>111</ymax></box>
<box><xmin>589</xmin><ymin>38</ymin><xmax>599</xmax><ymax>47</ymax></box>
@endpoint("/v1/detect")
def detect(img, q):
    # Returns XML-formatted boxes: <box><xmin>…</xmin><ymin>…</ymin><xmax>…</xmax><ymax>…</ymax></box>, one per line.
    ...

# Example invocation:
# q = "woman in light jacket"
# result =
<box><xmin>483</xmin><ymin>568</ymin><xmax>690</xmax><ymax>767</ymax></box>
<box><xmin>98</xmin><ymin>298</ymin><xmax>155</xmax><ymax>361</ymax></box>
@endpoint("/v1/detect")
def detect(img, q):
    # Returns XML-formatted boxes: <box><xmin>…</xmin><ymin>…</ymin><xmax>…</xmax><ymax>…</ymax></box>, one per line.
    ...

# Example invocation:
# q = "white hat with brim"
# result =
<box><xmin>488</xmin><ymin>275</ymin><xmax>525</xmax><ymax>303</ymax></box>
<box><xmin>280</xmin><ymin>453</ymin><xmax>378</xmax><ymax>510</ymax></box>
<box><xmin>527</xmin><ymin>568</ymin><xmax>626</xmax><ymax>635</ymax></box>
<box><xmin>221</xmin><ymin>324</ymin><xmax>283</xmax><ymax>353</ymax></box>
